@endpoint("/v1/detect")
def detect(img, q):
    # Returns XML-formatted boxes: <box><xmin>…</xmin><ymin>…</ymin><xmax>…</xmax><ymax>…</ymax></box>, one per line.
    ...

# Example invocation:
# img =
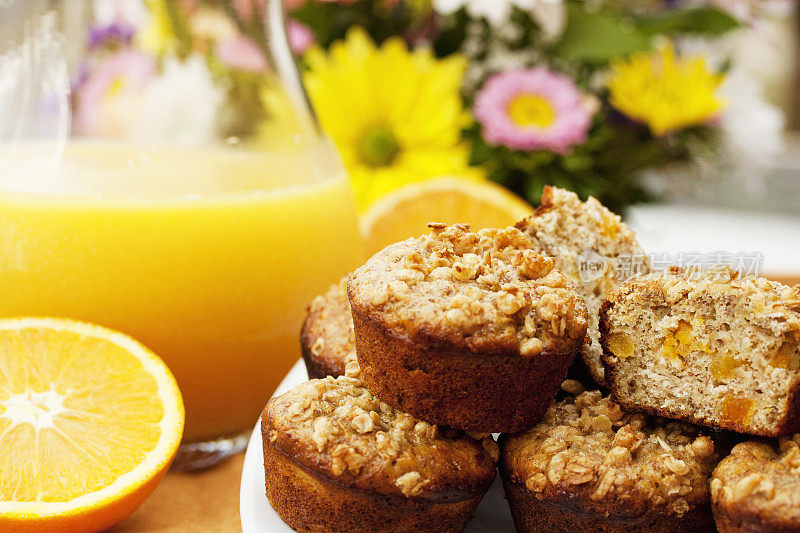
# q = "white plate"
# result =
<box><xmin>239</xmin><ymin>359</ymin><xmax>515</xmax><ymax>532</ymax></box>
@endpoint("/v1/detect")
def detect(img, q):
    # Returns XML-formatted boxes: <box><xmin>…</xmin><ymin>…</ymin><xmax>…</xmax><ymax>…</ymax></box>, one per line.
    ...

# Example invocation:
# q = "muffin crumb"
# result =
<box><xmin>516</xmin><ymin>186</ymin><xmax>649</xmax><ymax>386</ymax></box>
<box><xmin>601</xmin><ymin>269</ymin><xmax>800</xmax><ymax>436</ymax></box>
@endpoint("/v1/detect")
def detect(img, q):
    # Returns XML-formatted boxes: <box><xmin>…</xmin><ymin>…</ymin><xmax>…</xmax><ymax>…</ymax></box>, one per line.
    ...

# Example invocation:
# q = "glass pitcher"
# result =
<box><xmin>0</xmin><ymin>0</ymin><xmax>362</xmax><ymax>470</ymax></box>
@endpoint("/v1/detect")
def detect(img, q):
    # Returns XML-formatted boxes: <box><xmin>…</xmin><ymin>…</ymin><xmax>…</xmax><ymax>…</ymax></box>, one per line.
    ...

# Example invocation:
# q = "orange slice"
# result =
<box><xmin>359</xmin><ymin>176</ymin><xmax>533</xmax><ymax>255</ymax></box>
<box><xmin>0</xmin><ymin>318</ymin><xmax>184</xmax><ymax>533</ymax></box>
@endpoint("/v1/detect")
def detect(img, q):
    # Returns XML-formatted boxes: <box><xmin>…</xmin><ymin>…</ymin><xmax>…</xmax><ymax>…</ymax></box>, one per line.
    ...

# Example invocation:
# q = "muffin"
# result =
<box><xmin>600</xmin><ymin>269</ymin><xmax>800</xmax><ymax>437</ymax></box>
<box><xmin>516</xmin><ymin>185</ymin><xmax>649</xmax><ymax>387</ymax></box>
<box><xmin>348</xmin><ymin>223</ymin><xmax>588</xmax><ymax>433</ymax></box>
<box><xmin>501</xmin><ymin>382</ymin><xmax>720</xmax><ymax>532</ymax></box>
<box><xmin>711</xmin><ymin>434</ymin><xmax>800</xmax><ymax>532</ymax></box>
<box><xmin>261</xmin><ymin>361</ymin><xmax>498</xmax><ymax>533</ymax></box>
<box><xmin>301</xmin><ymin>276</ymin><xmax>356</xmax><ymax>379</ymax></box>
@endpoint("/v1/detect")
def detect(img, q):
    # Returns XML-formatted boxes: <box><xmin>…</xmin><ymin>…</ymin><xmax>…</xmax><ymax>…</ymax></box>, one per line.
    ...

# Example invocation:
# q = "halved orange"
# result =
<box><xmin>359</xmin><ymin>176</ymin><xmax>534</xmax><ymax>255</ymax></box>
<box><xmin>0</xmin><ymin>318</ymin><xmax>184</xmax><ymax>533</ymax></box>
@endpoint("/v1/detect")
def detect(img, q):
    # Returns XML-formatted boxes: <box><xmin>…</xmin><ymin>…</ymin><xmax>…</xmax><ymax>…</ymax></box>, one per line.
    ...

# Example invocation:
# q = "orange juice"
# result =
<box><xmin>0</xmin><ymin>141</ymin><xmax>362</xmax><ymax>442</ymax></box>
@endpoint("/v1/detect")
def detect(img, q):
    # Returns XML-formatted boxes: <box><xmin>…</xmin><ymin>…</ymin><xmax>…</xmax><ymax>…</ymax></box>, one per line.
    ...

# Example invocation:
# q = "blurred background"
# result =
<box><xmin>4</xmin><ymin>1</ymin><xmax>792</xmax><ymax>279</ymax></box>
<box><xmin>30</xmin><ymin>1</ymin><xmax>799</xmax><ymax>279</ymax></box>
<box><xmin>34</xmin><ymin>0</ymin><xmax>798</xmax><ymax>213</ymax></box>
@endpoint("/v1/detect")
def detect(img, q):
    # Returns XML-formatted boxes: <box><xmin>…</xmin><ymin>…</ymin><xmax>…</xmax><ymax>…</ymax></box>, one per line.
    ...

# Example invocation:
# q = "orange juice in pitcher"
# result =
<box><xmin>0</xmin><ymin>140</ymin><xmax>361</xmax><ymax>467</ymax></box>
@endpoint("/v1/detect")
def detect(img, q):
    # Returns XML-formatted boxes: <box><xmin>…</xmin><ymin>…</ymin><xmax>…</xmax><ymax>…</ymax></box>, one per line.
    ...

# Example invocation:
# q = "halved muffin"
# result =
<box><xmin>262</xmin><ymin>361</ymin><xmax>498</xmax><ymax>532</ymax></box>
<box><xmin>301</xmin><ymin>276</ymin><xmax>356</xmax><ymax>379</ymax></box>
<box><xmin>501</xmin><ymin>382</ymin><xmax>721</xmax><ymax>532</ymax></box>
<box><xmin>348</xmin><ymin>223</ymin><xmax>588</xmax><ymax>433</ymax></box>
<box><xmin>711</xmin><ymin>434</ymin><xmax>800</xmax><ymax>532</ymax></box>
<box><xmin>600</xmin><ymin>269</ymin><xmax>800</xmax><ymax>437</ymax></box>
<box><xmin>516</xmin><ymin>186</ymin><xmax>649</xmax><ymax>387</ymax></box>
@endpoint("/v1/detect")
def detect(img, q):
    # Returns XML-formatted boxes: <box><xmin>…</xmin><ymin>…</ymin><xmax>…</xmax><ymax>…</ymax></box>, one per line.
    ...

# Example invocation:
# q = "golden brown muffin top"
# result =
<box><xmin>263</xmin><ymin>361</ymin><xmax>498</xmax><ymax>501</ymax></box>
<box><xmin>503</xmin><ymin>383</ymin><xmax>719</xmax><ymax>518</ymax></box>
<box><xmin>348</xmin><ymin>223</ymin><xmax>588</xmax><ymax>357</ymax></box>
<box><xmin>515</xmin><ymin>186</ymin><xmax>650</xmax><ymax>384</ymax></box>
<box><xmin>303</xmin><ymin>276</ymin><xmax>356</xmax><ymax>375</ymax></box>
<box><xmin>607</xmin><ymin>269</ymin><xmax>800</xmax><ymax>331</ymax></box>
<box><xmin>711</xmin><ymin>435</ymin><xmax>800</xmax><ymax>526</ymax></box>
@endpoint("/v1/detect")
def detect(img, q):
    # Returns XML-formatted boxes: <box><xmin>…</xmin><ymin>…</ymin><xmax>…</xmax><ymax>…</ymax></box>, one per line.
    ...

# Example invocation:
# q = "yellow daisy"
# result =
<box><xmin>137</xmin><ymin>0</ymin><xmax>176</xmax><ymax>56</ymax></box>
<box><xmin>304</xmin><ymin>28</ymin><xmax>482</xmax><ymax>210</ymax></box>
<box><xmin>607</xmin><ymin>44</ymin><xmax>726</xmax><ymax>136</ymax></box>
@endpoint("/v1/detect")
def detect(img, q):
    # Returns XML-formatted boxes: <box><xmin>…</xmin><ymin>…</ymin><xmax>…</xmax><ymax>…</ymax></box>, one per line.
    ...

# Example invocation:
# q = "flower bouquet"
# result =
<box><xmin>72</xmin><ymin>0</ymin><xmax>786</xmax><ymax>213</ymax></box>
<box><xmin>290</xmin><ymin>0</ymin><xmax>786</xmax><ymax>212</ymax></box>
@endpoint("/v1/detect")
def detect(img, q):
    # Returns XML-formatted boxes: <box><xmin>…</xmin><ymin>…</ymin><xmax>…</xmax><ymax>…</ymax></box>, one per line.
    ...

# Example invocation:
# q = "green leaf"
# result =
<box><xmin>553</xmin><ymin>3</ymin><xmax>652</xmax><ymax>64</ymax></box>
<box><xmin>433</xmin><ymin>9</ymin><xmax>470</xmax><ymax>58</ymax></box>
<box><xmin>291</xmin><ymin>3</ymin><xmax>341</xmax><ymax>46</ymax></box>
<box><xmin>561</xmin><ymin>153</ymin><xmax>593</xmax><ymax>173</ymax></box>
<box><xmin>468</xmin><ymin>138</ymin><xmax>493</xmax><ymax>166</ymax></box>
<box><xmin>635</xmin><ymin>8</ymin><xmax>741</xmax><ymax>36</ymax></box>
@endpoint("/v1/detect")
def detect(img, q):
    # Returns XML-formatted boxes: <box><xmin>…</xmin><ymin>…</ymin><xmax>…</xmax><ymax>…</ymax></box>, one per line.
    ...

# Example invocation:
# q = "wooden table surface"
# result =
<box><xmin>111</xmin><ymin>453</ymin><xmax>245</xmax><ymax>533</ymax></box>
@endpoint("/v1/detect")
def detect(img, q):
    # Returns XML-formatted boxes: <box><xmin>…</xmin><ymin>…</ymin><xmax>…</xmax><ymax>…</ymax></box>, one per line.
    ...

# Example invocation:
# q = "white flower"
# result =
<box><xmin>718</xmin><ymin>67</ymin><xmax>785</xmax><ymax>184</ymax></box>
<box><xmin>92</xmin><ymin>0</ymin><xmax>149</xmax><ymax>27</ymax></box>
<box><xmin>189</xmin><ymin>6</ymin><xmax>239</xmax><ymax>43</ymax></box>
<box><xmin>434</xmin><ymin>0</ymin><xmax>563</xmax><ymax>30</ymax></box>
<box><xmin>133</xmin><ymin>54</ymin><xmax>224</xmax><ymax>145</ymax></box>
<box><xmin>531</xmin><ymin>0</ymin><xmax>566</xmax><ymax>42</ymax></box>
<box><xmin>711</xmin><ymin>0</ymin><xmax>795</xmax><ymax>23</ymax></box>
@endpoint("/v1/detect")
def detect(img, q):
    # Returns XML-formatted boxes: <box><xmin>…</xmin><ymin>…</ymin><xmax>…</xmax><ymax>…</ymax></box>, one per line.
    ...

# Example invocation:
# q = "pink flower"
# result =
<box><xmin>474</xmin><ymin>67</ymin><xmax>592</xmax><ymax>153</ymax></box>
<box><xmin>215</xmin><ymin>36</ymin><xmax>267</xmax><ymax>73</ymax></box>
<box><xmin>288</xmin><ymin>20</ymin><xmax>315</xmax><ymax>54</ymax></box>
<box><xmin>73</xmin><ymin>48</ymin><xmax>156</xmax><ymax>136</ymax></box>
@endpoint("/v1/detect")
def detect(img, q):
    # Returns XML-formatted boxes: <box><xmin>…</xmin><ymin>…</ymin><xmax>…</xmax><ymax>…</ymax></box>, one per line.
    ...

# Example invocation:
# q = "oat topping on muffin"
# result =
<box><xmin>601</xmin><ymin>268</ymin><xmax>800</xmax><ymax>437</ymax></box>
<box><xmin>349</xmin><ymin>223</ymin><xmax>588</xmax><ymax>357</ymax></box>
<box><xmin>711</xmin><ymin>435</ymin><xmax>800</xmax><ymax>529</ymax></box>
<box><xmin>516</xmin><ymin>186</ymin><xmax>650</xmax><ymax>386</ymax></box>
<box><xmin>503</xmin><ymin>386</ymin><xmax>719</xmax><ymax>518</ymax></box>
<box><xmin>263</xmin><ymin>361</ymin><xmax>498</xmax><ymax>500</ymax></box>
<box><xmin>301</xmin><ymin>276</ymin><xmax>357</xmax><ymax>378</ymax></box>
